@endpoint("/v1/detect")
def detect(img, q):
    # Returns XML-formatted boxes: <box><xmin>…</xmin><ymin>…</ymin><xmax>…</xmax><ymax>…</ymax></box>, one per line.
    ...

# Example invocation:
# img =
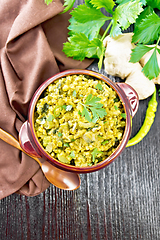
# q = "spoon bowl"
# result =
<box><xmin>0</xmin><ymin>128</ymin><xmax>81</xmax><ymax>190</ymax></box>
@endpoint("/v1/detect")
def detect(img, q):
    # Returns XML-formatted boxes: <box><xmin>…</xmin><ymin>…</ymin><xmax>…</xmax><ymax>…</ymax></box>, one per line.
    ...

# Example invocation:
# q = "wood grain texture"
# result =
<box><xmin>0</xmin><ymin>1</ymin><xmax>160</xmax><ymax>239</ymax></box>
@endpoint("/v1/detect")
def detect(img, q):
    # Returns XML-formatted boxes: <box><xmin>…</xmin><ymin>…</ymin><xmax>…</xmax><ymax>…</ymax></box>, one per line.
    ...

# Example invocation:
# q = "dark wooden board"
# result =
<box><xmin>0</xmin><ymin>1</ymin><xmax>160</xmax><ymax>239</ymax></box>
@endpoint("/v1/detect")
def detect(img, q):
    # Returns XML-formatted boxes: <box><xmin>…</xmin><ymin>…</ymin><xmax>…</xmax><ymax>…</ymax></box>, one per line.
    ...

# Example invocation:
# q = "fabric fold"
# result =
<box><xmin>0</xmin><ymin>0</ymin><xmax>92</xmax><ymax>199</ymax></box>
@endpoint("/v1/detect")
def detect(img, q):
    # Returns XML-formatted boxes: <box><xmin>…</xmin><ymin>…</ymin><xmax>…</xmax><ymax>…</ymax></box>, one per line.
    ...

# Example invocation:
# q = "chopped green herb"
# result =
<box><xmin>88</xmin><ymin>163</ymin><xmax>93</xmax><ymax>166</ymax></box>
<box><xmin>98</xmin><ymin>134</ymin><xmax>103</xmax><ymax>138</ymax></box>
<box><xmin>58</xmin><ymin>132</ymin><xmax>63</xmax><ymax>137</ymax></box>
<box><xmin>95</xmin><ymin>83</ymin><xmax>103</xmax><ymax>90</ymax></box>
<box><xmin>78</xmin><ymin>110</ymin><xmax>82</xmax><ymax>115</ymax></box>
<box><xmin>72</xmin><ymin>90</ymin><xmax>77</xmax><ymax>97</ymax></box>
<box><xmin>69</xmin><ymin>151</ymin><xmax>75</xmax><ymax>158</ymax></box>
<box><xmin>71</xmin><ymin>139</ymin><xmax>75</xmax><ymax>142</ymax></box>
<box><xmin>101</xmin><ymin>140</ymin><xmax>109</xmax><ymax>145</ymax></box>
<box><xmin>121</xmin><ymin>113</ymin><xmax>126</xmax><ymax>119</ymax></box>
<box><xmin>114</xmin><ymin>105</ymin><xmax>118</xmax><ymax>110</ymax></box>
<box><xmin>91</xmin><ymin>148</ymin><xmax>103</xmax><ymax>162</ymax></box>
<box><xmin>47</xmin><ymin>114</ymin><xmax>54</xmax><ymax>122</ymax></box>
<box><xmin>64</xmin><ymin>142</ymin><xmax>70</xmax><ymax>147</ymax></box>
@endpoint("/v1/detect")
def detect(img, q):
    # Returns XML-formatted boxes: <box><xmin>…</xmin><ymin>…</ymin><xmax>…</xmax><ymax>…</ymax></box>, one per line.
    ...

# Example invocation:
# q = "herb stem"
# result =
<box><xmin>156</xmin><ymin>36</ymin><xmax>160</xmax><ymax>47</ymax></box>
<box><xmin>101</xmin><ymin>21</ymin><xmax>112</xmax><ymax>42</ymax></box>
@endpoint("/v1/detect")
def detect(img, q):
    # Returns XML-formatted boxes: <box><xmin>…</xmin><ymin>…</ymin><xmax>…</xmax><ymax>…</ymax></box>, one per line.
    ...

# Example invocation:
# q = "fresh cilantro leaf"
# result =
<box><xmin>81</xmin><ymin>94</ymin><xmax>107</xmax><ymax>123</ymax></box>
<box><xmin>69</xmin><ymin>151</ymin><xmax>75</xmax><ymax>158</ymax></box>
<box><xmin>87</xmin><ymin>38</ymin><xmax>105</xmax><ymax>69</ymax></box>
<box><xmin>68</xmin><ymin>17</ymin><xmax>99</xmax><ymax>40</ymax></box>
<box><xmin>85</xmin><ymin>0</ymin><xmax>95</xmax><ymax>8</ymax></box>
<box><xmin>71</xmin><ymin>4</ymin><xmax>108</xmax><ymax>23</ymax></box>
<box><xmin>63</xmin><ymin>33</ymin><xmax>90</xmax><ymax>61</ymax></box>
<box><xmin>47</xmin><ymin>114</ymin><xmax>54</xmax><ymax>122</ymax></box>
<box><xmin>130</xmin><ymin>45</ymin><xmax>154</xmax><ymax>62</ymax></box>
<box><xmin>95</xmin><ymin>83</ymin><xmax>103</xmax><ymax>90</ymax></box>
<box><xmin>63</xmin><ymin>33</ymin><xmax>105</xmax><ymax>67</ymax></box>
<box><xmin>90</xmin><ymin>0</ymin><xmax>115</xmax><ymax>14</ymax></box>
<box><xmin>82</xmin><ymin>105</ymin><xmax>92</xmax><ymax>122</ymax></box>
<box><xmin>62</xmin><ymin>0</ymin><xmax>76</xmax><ymax>13</ymax></box>
<box><xmin>87</xmin><ymin>38</ymin><xmax>105</xmax><ymax>59</ymax></box>
<box><xmin>69</xmin><ymin>5</ymin><xmax>109</xmax><ymax>40</ymax></box>
<box><xmin>110</xmin><ymin>22</ymin><xmax>122</xmax><ymax>37</ymax></box>
<box><xmin>113</xmin><ymin>0</ymin><xmax>143</xmax><ymax>31</ymax></box>
<box><xmin>116</xmin><ymin>0</ymin><xmax>146</xmax><ymax>5</ymax></box>
<box><xmin>134</xmin><ymin>5</ymin><xmax>154</xmax><ymax>30</ymax></box>
<box><xmin>44</xmin><ymin>0</ymin><xmax>53</xmax><ymax>5</ymax></box>
<box><xmin>132</xmin><ymin>12</ymin><xmax>160</xmax><ymax>44</ymax></box>
<box><xmin>90</xmin><ymin>106</ymin><xmax>107</xmax><ymax>120</ymax></box>
<box><xmin>91</xmin><ymin>148</ymin><xmax>103</xmax><ymax>162</ymax></box>
<box><xmin>85</xmin><ymin>94</ymin><xmax>101</xmax><ymax>105</ymax></box>
<box><xmin>142</xmin><ymin>48</ymin><xmax>160</xmax><ymax>79</ymax></box>
<box><xmin>147</xmin><ymin>0</ymin><xmax>160</xmax><ymax>10</ymax></box>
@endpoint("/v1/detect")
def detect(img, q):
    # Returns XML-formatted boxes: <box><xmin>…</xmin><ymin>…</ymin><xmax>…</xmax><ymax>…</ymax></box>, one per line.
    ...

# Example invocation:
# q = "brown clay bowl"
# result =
<box><xmin>19</xmin><ymin>69</ymin><xmax>139</xmax><ymax>173</ymax></box>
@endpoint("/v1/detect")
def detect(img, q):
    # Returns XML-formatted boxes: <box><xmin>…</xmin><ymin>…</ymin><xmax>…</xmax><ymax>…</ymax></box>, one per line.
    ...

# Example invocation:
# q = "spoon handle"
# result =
<box><xmin>0</xmin><ymin>128</ymin><xmax>22</xmax><ymax>150</ymax></box>
<box><xmin>0</xmin><ymin>128</ymin><xmax>42</xmax><ymax>167</ymax></box>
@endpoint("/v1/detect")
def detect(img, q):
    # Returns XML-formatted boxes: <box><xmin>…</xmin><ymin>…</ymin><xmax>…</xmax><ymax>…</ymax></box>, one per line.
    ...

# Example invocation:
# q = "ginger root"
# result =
<box><xmin>103</xmin><ymin>33</ymin><xmax>157</xmax><ymax>100</ymax></box>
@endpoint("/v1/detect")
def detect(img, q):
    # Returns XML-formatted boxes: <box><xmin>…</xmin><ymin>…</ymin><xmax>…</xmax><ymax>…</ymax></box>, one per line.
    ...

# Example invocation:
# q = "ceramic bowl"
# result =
<box><xmin>19</xmin><ymin>69</ymin><xmax>139</xmax><ymax>173</ymax></box>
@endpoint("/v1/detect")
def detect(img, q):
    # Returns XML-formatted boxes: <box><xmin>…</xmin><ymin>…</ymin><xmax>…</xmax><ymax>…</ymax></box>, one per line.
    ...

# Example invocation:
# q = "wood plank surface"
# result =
<box><xmin>0</xmin><ymin>1</ymin><xmax>160</xmax><ymax>239</ymax></box>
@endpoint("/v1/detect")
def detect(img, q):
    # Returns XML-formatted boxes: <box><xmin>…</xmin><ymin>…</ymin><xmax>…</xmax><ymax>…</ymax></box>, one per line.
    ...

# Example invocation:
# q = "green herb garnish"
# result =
<box><xmin>64</xmin><ymin>142</ymin><xmax>70</xmax><ymax>147</ymax></box>
<box><xmin>61</xmin><ymin>0</ymin><xmax>143</xmax><ymax>69</ymax></box>
<box><xmin>47</xmin><ymin>114</ymin><xmax>54</xmax><ymax>122</ymax></box>
<box><xmin>101</xmin><ymin>140</ymin><xmax>109</xmax><ymax>145</ymax></box>
<box><xmin>69</xmin><ymin>151</ymin><xmax>75</xmax><ymax>158</ymax></box>
<box><xmin>81</xmin><ymin>94</ymin><xmax>107</xmax><ymax>123</ymax></box>
<box><xmin>45</xmin><ymin>0</ymin><xmax>160</xmax><ymax>80</ymax></box>
<box><xmin>114</xmin><ymin>105</ymin><xmax>118</xmax><ymax>110</ymax></box>
<box><xmin>95</xmin><ymin>83</ymin><xmax>103</xmax><ymax>90</ymax></box>
<box><xmin>121</xmin><ymin>113</ymin><xmax>126</xmax><ymax>119</ymax></box>
<box><xmin>91</xmin><ymin>148</ymin><xmax>103</xmax><ymax>163</ymax></box>
<box><xmin>72</xmin><ymin>90</ymin><xmax>77</xmax><ymax>97</ymax></box>
<box><xmin>58</xmin><ymin>132</ymin><xmax>63</xmax><ymax>137</ymax></box>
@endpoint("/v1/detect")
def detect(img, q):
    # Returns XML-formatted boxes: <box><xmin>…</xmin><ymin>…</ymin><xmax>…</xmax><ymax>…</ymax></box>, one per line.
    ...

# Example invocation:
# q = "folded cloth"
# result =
<box><xmin>0</xmin><ymin>0</ymin><xmax>92</xmax><ymax>199</ymax></box>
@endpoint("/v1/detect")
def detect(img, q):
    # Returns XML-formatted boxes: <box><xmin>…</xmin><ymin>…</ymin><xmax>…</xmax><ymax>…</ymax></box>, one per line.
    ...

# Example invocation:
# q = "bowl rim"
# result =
<box><xmin>28</xmin><ymin>69</ymin><xmax>132</xmax><ymax>173</ymax></box>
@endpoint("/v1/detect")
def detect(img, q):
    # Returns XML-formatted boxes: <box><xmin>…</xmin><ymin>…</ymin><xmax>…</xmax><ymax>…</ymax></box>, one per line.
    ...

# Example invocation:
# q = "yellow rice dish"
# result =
<box><xmin>34</xmin><ymin>74</ymin><xmax>126</xmax><ymax>167</ymax></box>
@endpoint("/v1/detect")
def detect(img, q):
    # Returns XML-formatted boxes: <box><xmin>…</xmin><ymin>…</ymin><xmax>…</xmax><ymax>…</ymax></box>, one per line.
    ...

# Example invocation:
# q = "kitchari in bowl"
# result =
<box><xmin>34</xmin><ymin>74</ymin><xmax>126</xmax><ymax>167</ymax></box>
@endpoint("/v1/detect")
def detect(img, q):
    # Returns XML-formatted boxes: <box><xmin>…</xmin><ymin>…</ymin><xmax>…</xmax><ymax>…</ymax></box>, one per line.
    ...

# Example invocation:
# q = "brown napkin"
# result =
<box><xmin>0</xmin><ymin>0</ymin><xmax>92</xmax><ymax>199</ymax></box>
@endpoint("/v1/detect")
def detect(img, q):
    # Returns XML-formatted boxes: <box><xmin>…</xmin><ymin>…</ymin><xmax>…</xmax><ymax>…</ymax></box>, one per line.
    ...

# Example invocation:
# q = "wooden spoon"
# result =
<box><xmin>0</xmin><ymin>128</ymin><xmax>81</xmax><ymax>191</ymax></box>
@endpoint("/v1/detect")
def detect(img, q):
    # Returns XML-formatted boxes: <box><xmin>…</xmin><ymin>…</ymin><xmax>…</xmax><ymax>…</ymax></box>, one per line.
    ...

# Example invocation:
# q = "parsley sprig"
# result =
<box><xmin>81</xmin><ymin>94</ymin><xmax>107</xmax><ymax>123</ymax></box>
<box><xmin>62</xmin><ymin>0</ymin><xmax>143</xmax><ymax>69</ymax></box>
<box><xmin>45</xmin><ymin>0</ymin><xmax>160</xmax><ymax>80</ymax></box>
